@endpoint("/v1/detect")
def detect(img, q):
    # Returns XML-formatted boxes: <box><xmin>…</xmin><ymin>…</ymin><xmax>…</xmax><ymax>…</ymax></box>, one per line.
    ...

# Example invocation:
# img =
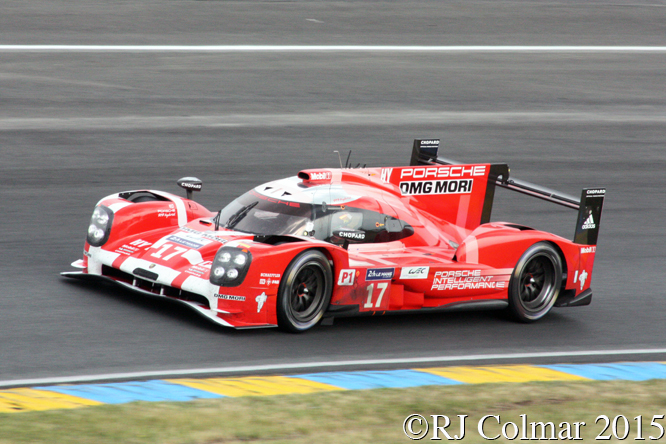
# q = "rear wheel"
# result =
<box><xmin>508</xmin><ymin>242</ymin><xmax>562</xmax><ymax>322</ymax></box>
<box><xmin>277</xmin><ymin>250</ymin><xmax>332</xmax><ymax>332</ymax></box>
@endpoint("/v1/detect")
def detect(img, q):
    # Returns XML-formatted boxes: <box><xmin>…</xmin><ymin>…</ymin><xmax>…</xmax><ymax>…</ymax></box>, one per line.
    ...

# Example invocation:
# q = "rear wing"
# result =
<box><xmin>410</xmin><ymin>139</ymin><xmax>605</xmax><ymax>246</ymax></box>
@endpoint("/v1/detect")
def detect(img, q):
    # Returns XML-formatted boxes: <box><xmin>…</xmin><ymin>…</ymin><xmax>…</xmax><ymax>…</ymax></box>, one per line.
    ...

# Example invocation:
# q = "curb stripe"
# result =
<box><xmin>295</xmin><ymin>369</ymin><xmax>462</xmax><ymax>390</ymax></box>
<box><xmin>418</xmin><ymin>365</ymin><xmax>589</xmax><ymax>384</ymax></box>
<box><xmin>0</xmin><ymin>388</ymin><xmax>102</xmax><ymax>413</ymax></box>
<box><xmin>541</xmin><ymin>362</ymin><xmax>666</xmax><ymax>381</ymax></box>
<box><xmin>167</xmin><ymin>376</ymin><xmax>343</xmax><ymax>397</ymax></box>
<box><xmin>38</xmin><ymin>380</ymin><xmax>221</xmax><ymax>404</ymax></box>
<box><xmin>3</xmin><ymin>362</ymin><xmax>666</xmax><ymax>414</ymax></box>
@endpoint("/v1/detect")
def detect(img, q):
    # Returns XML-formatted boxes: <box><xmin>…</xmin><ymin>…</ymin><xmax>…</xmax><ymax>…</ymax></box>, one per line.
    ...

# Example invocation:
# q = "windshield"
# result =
<box><xmin>216</xmin><ymin>190</ymin><xmax>315</xmax><ymax>237</ymax></box>
<box><xmin>216</xmin><ymin>188</ymin><xmax>414</xmax><ymax>244</ymax></box>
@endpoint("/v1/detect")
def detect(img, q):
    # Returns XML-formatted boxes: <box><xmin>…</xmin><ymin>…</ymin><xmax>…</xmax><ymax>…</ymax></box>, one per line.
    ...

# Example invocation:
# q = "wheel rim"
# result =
<box><xmin>519</xmin><ymin>254</ymin><xmax>556</xmax><ymax>311</ymax></box>
<box><xmin>288</xmin><ymin>264</ymin><xmax>325</xmax><ymax>322</ymax></box>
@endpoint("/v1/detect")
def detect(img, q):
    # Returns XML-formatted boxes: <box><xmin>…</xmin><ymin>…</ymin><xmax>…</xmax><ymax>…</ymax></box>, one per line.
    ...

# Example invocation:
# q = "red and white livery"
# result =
<box><xmin>63</xmin><ymin>140</ymin><xmax>605</xmax><ymax>332</ymax></box>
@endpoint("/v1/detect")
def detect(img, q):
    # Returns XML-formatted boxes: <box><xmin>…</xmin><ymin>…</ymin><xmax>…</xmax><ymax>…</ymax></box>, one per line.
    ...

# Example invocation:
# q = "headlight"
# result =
<box><xmin>86</xmin><ymin>205</ymin><xmax>114</xmax><ymax>247</ymax></box>
<box><xmin>88</xmin><ymin>224</ymin><xmax>99</xmax><ymax>237</ymax></box>
<box><xmin>88</xmin><ymin>226</ymin><xmax>105</xmax><ymax>241</ymax></box>
<box><xmin>210</xmin><ymin>247</ymin><xmax>252</xmax><ymax>287</ymax></box>
<box><xmin>92</xmin><ymin>207</ymin><xmax>110</xmax><ymax>225</ymax></box>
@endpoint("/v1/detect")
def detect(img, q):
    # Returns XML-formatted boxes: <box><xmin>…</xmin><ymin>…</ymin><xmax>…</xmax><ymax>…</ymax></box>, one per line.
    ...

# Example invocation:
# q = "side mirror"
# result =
<box><xmin>177</xmin><ymin>177</ymin><xmax>203</xmax><ymax>201</ymax></box>
<box><xmin>385</xmin><ymin>218</ymin><xmax>403</xmax><ymax>233</ymax></box>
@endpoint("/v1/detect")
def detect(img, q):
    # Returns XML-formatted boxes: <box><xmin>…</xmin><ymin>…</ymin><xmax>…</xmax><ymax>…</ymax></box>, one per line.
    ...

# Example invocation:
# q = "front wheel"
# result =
<box><xmin>277</xmin><ymin>250</ymin><xmax>332</xmax><ymax>332</ymax></box>
<box><xmin>508</xmin><ymin>242</ymin><xmax>562</xmax><ymax>322</ymax></box>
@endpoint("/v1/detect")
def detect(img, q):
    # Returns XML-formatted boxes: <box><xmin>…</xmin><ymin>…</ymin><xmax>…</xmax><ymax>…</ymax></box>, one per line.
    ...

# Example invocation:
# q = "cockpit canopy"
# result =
<box><xmin>216</xmin><ymin>177</ymin><xmax>413</xmax><ymax>244</ymax></box>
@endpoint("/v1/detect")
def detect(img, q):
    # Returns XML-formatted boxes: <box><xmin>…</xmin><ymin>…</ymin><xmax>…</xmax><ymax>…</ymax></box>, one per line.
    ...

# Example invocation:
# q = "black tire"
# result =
<box><xmin>277</xmin><ymin>250</ymin><xmax>333</xmax><ymax>332</ymax></box>
<box><xmin>508</xmin><ymin>242</ymin><xmax>562</xmax><ymax>322</ymax></box>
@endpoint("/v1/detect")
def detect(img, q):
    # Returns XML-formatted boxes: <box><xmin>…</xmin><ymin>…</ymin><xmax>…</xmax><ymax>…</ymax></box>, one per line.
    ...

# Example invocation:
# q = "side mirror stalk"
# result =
<box><xmin>176</xmin><ymin>177</ymin><xmax>203</xmax><ymax>201</ymax></box>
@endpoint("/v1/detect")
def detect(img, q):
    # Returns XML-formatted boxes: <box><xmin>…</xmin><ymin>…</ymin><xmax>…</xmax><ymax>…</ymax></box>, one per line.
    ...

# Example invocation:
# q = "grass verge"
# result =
<box><xmin>1</xmin><ymin>379</ymin><xmax>666</xmax><ymax>443</ymax></box>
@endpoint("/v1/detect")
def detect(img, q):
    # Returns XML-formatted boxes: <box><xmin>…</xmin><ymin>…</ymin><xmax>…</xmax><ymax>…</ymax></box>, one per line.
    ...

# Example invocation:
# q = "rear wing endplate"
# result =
<box><xmin>410</xmin><ymin>139</ymin><xmax>606</xmax><ymax>245</ymax></box>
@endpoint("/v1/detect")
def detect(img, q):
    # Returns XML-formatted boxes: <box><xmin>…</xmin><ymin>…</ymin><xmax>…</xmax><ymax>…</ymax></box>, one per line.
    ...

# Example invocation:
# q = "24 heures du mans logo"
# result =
<box><xmin>366</xmin><ymin>268</ymin><xmax>395</xmax><ymax>281</ymax></box>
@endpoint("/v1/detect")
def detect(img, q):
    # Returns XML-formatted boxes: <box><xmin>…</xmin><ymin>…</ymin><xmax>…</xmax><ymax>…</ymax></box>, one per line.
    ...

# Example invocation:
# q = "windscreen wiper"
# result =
<box><xmin>213</xmin><ymin>209</ymin><xmax>222</xmax><ymax>231</ymax></box>
<box><xmin>224</xmin><ymin>201</ymin><xmax>258</xmax><ymax>230</ymax></box>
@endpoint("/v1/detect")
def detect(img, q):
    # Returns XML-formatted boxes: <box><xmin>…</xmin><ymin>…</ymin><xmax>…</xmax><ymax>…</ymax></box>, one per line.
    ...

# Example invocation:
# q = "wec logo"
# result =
<box><xmin>400</xmin><ymin>266</ymin><xmax>429</xmax><ymax>279</ymax></box>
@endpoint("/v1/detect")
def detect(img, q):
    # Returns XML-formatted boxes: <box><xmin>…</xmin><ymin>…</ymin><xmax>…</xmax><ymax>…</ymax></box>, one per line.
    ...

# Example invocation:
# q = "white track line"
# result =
<box><xmin>3</xmin><ymin>111</ymin><xmax>666</xmax><ymax>132</ymax></box>
<box><xmin>2</xmin><ymin>348</ymin><xmax>666</xmax><ymax>388</ymax></box>
<box><xmin>1</xmin><ymin>45</ymin><xmax>666</xmax><ymax>52</ymax></box>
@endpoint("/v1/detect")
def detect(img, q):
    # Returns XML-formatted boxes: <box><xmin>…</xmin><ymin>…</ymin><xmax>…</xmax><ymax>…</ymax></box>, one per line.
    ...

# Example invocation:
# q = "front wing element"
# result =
<box><xmin>60</xmin><ymin>271</ymin><xmax>275</xmax><ymax>329</ymax></box>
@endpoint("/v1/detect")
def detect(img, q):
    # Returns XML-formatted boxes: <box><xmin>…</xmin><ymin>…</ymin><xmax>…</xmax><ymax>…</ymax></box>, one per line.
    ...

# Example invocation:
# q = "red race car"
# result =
<box><xmin>62</xmin><ymin>140</ymin><xmax>605</xmax><ymax>332</ymax></box>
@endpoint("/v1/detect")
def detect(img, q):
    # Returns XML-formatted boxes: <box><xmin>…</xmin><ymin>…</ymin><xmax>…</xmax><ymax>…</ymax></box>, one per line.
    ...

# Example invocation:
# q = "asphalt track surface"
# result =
<box><xmin>1</xmin><ymin>1</ymin><xmax>666</xmax><ymax>384</ymax></box>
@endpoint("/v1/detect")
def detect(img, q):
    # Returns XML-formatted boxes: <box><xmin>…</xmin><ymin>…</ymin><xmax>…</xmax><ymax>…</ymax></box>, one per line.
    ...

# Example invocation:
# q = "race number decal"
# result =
<box><xmin>363</xmin><ymin>282</ymin><xmax>389</xmax><ymax>309</ymax></box>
